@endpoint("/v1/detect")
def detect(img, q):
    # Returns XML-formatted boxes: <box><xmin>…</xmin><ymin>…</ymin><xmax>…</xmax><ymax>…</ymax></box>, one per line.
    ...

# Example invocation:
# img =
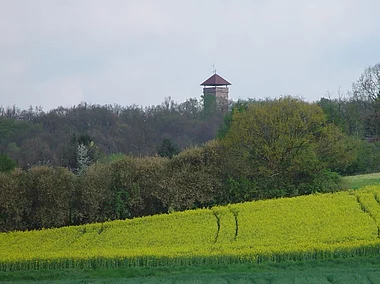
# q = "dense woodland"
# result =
<box><xmin>0</xmin><ymin>97</ymin><xmax>225</xmax><ymax>169</ymax></box>
<box><xmin>1</xmin><ymin>64</ymin><xmax>380</xmax><ymax>232</ymax></box>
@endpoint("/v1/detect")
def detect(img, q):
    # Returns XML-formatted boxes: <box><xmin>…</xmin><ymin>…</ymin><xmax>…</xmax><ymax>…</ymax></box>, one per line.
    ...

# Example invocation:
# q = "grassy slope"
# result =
<box><xmin>342</xmin><ymin>172</ymin><xmax>380</xmax><ymax>190</ymax></box>
<box><xmin>2</xmin><ymin>255</ymin><xmax>380</xmax><ymax>283</ymax></box>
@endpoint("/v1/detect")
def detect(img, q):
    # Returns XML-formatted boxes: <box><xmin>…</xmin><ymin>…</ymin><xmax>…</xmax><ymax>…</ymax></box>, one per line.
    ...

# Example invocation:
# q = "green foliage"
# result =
<box><xmin>318</xmin><ymin>97</ymin><xmax>348</xmax><ymax>132</ymax></box>
<box><xmin>317</xmin><ymin>63</ymin><xmax>380</xmax><ymax>139</ymax></box>
<box><xmin>0</xmin><ymin>99</ymin><xmax>223</xmax><ymax>168</ymax></box>
<box><xmin>76</xmin><ymin>162</ymin><xmax>113</xmax><ymax>223</ymax></box>
<box><xmin>0</xmin><ymin>153</ymin><xmax>17</xmax><ymax>172</ymax></box>
<box><xmin>0</xmin><ymin>118</ymin><xmax>37</xmax><ymax>143</ymax></box>
<box><xmin>110</xmin><ymin>156</ymin><xmax>167</xmax><ymax>217</ymax></box>
<box><xmin>305</xmin><ymin>170</ymin><xmax>342</xmax><ymax>194</ymax></box>
<box><xmin>220</xmin><ymin>97</ymin><xmax>350</xmax><ymax>199</ymax></box>
<box><xmin>77</xmin><ymin>133</ymin><xmax>92</xmax><ymax>146</ymax></box>
<box><xmin>0</xmin><ymin>169</ymin><xmax>27</xmax><ymax>232</ymax></box>
<box><xmin>157</xmin><ymin>138</ymin><xmax>180</xmax><ymax>158</ymax></box>
<box><xmin>202</xmin><ymin>94</ymin><xmax>217</xmax><ymax>117</ymax></box>
<box><xmin>0</xmin><ymin>166</ymin><xmax>76</xmax><ymax>231</ymax></box>
<box><xmin>223</xmin><ymin>177</ymin><xmax>258</xmax><ymax>204</ymax></box>
<box><xmin>24</xmin><ymin>166</ymin><xmax>76</xmax><ymax>229</ymax></box>
<box><xmin>100</xmin><ymin>153</ymin><xmax>126</xmax><ymax>164</ymax></box>
<box><xmin>344</xmin><ymin>140</ymin><xmax>380</xmax><ymax>175</ymax></box>
<box><xmin>156</xmin><ymin>142</ymin><xmax>223</xmax><ymax>211</ymax></box>
<box><xmin>217</xmin><ymin>101</ymin><xmax>247</xmax><ymax>139</ymax></box>
<box><xmin>0</xmin><ymin>96</ymin><xmax>367</xmax><ymax>231</ymax></box>
<box><xmin>315</xmin><ymin>124</ymin><xmax>358</xmax><ymax>173</ymax></box>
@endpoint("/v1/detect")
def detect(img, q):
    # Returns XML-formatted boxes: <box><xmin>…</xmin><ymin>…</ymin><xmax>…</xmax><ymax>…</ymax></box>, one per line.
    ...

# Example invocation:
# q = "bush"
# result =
<box><xmin>296</xmin><ymin>169</ymin><xmax>342</xmax><ymax>195</ymax></box>
<box><xmin>76</xmin><ymin>162</ymin><xmax>113</xmax><ymax>223</ymax></box>
<box><xmin>0</xmin><ymin>169</ymin><xmax>27</xmax><ymax>231</ymax></box>
<box><xmin>0</xmin><ymin>154</ymin><xmax>17</xmax><ymax>173</ymax></box>
<box><xmin>24</xmin><ymin>166</ymin><xmax>75</xmax><ymax>229</ymax></box>
<box><xmin>156</xmin><ymin>141</ymin><xmax>223</xmax><ymax>211</ymax></box>
<box><xmin>343</xmin><ymin>140</ymin><xmax>380</xmax><ymax>175</ymax></box>
<box><xmin>110</xmin><ymin>156</ymin><xmax>167</xmax><ymax>218</ymax></box>
<box><xmin>222</xmin><ymin>177</ymin><xmax>259</xmax><ymax>204</ymax></box>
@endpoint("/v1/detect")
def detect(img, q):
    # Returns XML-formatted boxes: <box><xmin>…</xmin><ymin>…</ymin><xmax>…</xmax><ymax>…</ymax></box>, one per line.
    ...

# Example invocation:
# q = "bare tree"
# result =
<box><xmin>351</xmin><ymin>63</ymin><xmax>380</xmax><ymax>137</ymax></box>
<box><xmin>352</xmin><ymin>63</ymin><xmax>380</xmax><ymax>103</ymax></box>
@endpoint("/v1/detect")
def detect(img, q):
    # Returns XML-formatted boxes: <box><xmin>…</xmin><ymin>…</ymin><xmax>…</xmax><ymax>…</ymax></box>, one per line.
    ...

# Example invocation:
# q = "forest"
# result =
<box><xmin>1</xmin><ymin>63</ymin><xmax>380</xmax><ymax>232</ymax></box>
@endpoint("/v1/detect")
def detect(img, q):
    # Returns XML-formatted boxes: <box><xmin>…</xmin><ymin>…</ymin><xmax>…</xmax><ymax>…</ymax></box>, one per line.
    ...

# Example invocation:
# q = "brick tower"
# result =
<box><xmin>200</xmin><ymin>73</ymin><xmax>231</xmax><ymax>113</ymax></box>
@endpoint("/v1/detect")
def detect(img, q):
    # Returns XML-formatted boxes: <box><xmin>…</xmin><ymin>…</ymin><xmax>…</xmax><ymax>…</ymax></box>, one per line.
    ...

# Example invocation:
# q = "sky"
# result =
<box><xmin>1</xmin><ymin>0</ymin><xmax>380</xmax><ymax>111</ymax></box>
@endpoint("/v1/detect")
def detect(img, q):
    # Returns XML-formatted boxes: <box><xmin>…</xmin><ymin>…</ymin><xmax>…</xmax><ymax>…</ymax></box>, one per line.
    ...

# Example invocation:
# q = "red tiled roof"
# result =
<box><xmin>200</xmin><ymin>73</ymin><xmax>231</xmax><ymax>86</ymax></box>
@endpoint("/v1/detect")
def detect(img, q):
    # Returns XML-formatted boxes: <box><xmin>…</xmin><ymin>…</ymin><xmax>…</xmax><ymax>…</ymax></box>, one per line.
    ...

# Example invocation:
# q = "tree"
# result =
<box><xmin>353</xmin><ymin>63</ymin><xmax>380</xmax><ymax>103</ymax></box>
<box><xmin>76</xmin><ymin>143</ymin><xmax>91</xmax><ymax>175</ymax></box>
<box><xmin>315</xmin><ymin>124</ymin><xmax>358</xmax><ymax>174</ymax></box>
<box><xmin>0</xmin><ymin>98</ymin><xmax>225</xmax><ymax>169</ymax></box>
<box><xmin>352</xmin><ymin>63</ymin><xmax>380</xmax><ymax>137</ymax></box>
<box><xmin>217</xmin><ymin>101</ymin><xmax>248</xmax><ymax>139</ymax></box>
<box><xmin>77</xmin><ymin>162</ymin><xmax>113</xmax><ymax>223</ymax></box>
<box><xmin>0</xmin><ymin>153</ymin><xmax>17</xmax><ymax>172</ymax></box>
<box><xmin>318</xmin><ymin>90</ymin><xmax>347</xmax><ymax>132</ymax></box>
<box><xmin>110</xmin><ymin>156</ymin><xmax>167</xmax><ymax>217</ymax></box>
<box><xmin>157</xmin><ymin>138</ymin><xmax>180</xmax><ymax>158</ymax></box>
<box><xmin>0</xmin><ymin>169</ymin><xmax>27</xmax><ymax>231</ymax></box>
<box><xmin>221</xmin><ymin>97</ymin><xmax>353</xmax><ymax>199</ymax></box>
<box><xmin>156</xmin><ymin>144</ymin><xmax>221</xmax><ymax>211</ymax></box>
<box><xmin>24</xmin><ymin>166</ymin><xmax>75</xmax><ymax>229</ymax></box>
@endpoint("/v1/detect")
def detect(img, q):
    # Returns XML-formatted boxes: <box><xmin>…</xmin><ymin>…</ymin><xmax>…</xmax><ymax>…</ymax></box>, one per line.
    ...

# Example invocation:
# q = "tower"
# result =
<box><xmin>200</xmin><ymin>73</ymin><xmax>231</xmax><ymax>113</ymax></box>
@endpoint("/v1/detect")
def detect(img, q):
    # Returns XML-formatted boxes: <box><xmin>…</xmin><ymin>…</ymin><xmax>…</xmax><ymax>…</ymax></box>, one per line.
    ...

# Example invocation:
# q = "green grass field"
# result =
<box><xmin>2</xmin><ymin>255</ymin><xmax>380</xmax><ymax>283</ymax></box>
<box><xmin>342</xmin><ymin>172</ymin><xmax>380</xmax><ymax>190</ymax></box>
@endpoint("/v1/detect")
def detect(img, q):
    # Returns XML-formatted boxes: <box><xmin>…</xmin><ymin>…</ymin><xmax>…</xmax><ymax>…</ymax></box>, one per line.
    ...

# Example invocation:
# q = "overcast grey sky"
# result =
<box><xmin>1</xmin><ymin>0</ymin><xmax>379</xmax><ymax>111</ymax></box>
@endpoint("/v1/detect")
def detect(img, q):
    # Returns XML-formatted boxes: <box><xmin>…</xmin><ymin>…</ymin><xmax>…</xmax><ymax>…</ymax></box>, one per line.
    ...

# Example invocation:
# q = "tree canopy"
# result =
<box><xmin>220</xmin><ymin>97</ymin><xmax>355</xmax><ymax>198</ymax></box>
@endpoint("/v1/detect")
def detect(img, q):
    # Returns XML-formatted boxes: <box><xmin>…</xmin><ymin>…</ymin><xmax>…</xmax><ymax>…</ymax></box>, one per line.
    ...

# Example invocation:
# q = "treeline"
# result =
<box><xmin>2</xmin><ymin>63</ymin><xmax>380</xmax><ymax>232</ymax></box>
<box><xmin>1</xmin><ymin>64</ymin><xmax>380</xmax><ymax>174</ymax></box>
<box><xmin>1</xmin><ymin>97</ymin><xmax>356</xmax><ymax>232</ymax></box>
<box><xmin>0</xmin><ymin>97</ymin><xmax>225</xmax><ymax>169</ymax></box>
<box><xmin>318</xmin><ymin>63</ymin><xmax>380</xmax><ymax>174</ymax></box>
<box><xmin>319</xmin><ymin>63</ymin><xmax>380</xmax><ymax>138</ymax></box>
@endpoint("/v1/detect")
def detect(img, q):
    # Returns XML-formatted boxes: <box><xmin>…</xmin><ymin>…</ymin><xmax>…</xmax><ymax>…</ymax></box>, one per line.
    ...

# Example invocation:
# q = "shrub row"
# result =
<box><xmin>0</xmin><ymin>141</ymin><xmax>224</xmax><ymax>231</ymax></box>
<box><xmin>0</xmin><ymin>138</ymin><xmax>343</xmax><ymax>232</ymax></box>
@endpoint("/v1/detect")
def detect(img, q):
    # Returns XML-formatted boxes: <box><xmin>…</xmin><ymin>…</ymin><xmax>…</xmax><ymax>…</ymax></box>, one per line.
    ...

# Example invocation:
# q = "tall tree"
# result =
<box><xmin>221</xmin><ymin>97</ymin><xmax>354</xmax><ymax>198</ymax></box>
<box><xmin>352</xmin><ymin>63</ymin><xmax>380</xmax><ymax>137</ymax></box>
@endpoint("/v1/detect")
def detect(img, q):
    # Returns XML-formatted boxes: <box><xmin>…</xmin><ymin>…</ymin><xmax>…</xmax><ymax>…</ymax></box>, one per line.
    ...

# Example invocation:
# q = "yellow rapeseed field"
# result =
<box><xmin>2</xmin><ymin>186</ymin><xmax>380</xmax><ymax>271</ymax></box>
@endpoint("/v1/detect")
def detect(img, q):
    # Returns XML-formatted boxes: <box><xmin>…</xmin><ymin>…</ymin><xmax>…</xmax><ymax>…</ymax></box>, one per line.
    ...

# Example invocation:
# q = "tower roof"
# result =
<box><xmin>200</xmin><ymin>73</ymin><xmax>231</xmax><ymax>86</ymax></box>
